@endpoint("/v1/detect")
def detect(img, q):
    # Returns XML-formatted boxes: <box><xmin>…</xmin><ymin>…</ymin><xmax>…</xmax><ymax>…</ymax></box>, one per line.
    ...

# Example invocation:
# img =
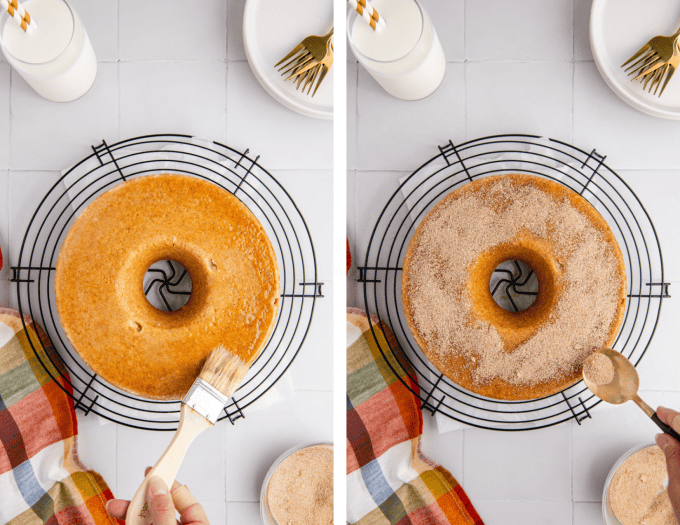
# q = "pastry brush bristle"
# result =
<box><xmin>198</xmin><ymin>345</ymin><xmax>249</xmax><ymax>397</ymax></box>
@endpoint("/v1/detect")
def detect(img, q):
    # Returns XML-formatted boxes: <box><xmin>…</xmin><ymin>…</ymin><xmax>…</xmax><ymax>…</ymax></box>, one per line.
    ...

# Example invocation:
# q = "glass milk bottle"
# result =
<box><xmin>0</xmin><ymin>0</ymin><xmax>97</xmax><ymax>102</ymax></box>
<box><xmin>348</xmin><ymin>0</ymin><xmax>445</xmax><ymax>100</ymax></box>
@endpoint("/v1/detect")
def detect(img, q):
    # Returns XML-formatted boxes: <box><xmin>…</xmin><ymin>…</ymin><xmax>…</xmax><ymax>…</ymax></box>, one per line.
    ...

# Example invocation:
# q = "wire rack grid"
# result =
<box><xmin>11</xmin><ymin>134</ymin><xmax>324</xmax><ymax>431</ymax></box>
<box><xmin>357</xmin><ymin>134</ymin><xmax>670</xmax><ymax>431</ymax></box>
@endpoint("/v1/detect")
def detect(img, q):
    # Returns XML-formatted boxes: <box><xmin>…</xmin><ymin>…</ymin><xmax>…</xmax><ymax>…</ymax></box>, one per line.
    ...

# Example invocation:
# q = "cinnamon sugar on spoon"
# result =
<box><xmin>583</xmin><ymin>352</ymin><xmax>615</xmax><ymax>385</ymax></box>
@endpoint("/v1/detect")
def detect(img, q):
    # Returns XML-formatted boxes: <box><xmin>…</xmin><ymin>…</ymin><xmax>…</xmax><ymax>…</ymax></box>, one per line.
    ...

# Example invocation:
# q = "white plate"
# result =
<box><xmin>243</xmin><ymin>0</ymin><xmax>333</xmax><ymax>120</ymax></box>
<box><xmin>590</xmin><ymin>0</ymin><xmax>680</xmax><ymax>119</ymax></box>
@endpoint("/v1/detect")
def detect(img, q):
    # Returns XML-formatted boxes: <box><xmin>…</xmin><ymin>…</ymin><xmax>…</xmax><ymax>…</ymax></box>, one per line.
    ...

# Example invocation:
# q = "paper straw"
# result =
<box><xmin>347</xmin><ymin>0</ymin><xmax>385</xmax><ymax>32</ymax></box>
<box><xmin>1</xmin><ymin>0</ymin><xmax>37</xmax><ymax>33</ymax></box>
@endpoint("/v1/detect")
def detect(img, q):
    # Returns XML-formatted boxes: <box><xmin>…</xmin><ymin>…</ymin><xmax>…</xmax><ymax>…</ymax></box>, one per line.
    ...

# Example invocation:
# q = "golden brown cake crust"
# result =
<box><xmin>401</xmin><ymin>174</ymin><xmax>627</xmax><ymax>401</ymax></box>
<box><xmin>55</xmin><ymin>174</ymin><xmax>280</xmax><ymax>400</ymax></box>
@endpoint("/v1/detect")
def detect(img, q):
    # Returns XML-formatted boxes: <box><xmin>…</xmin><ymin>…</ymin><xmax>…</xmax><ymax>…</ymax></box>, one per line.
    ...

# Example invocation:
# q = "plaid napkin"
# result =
<box><xmin>346</xmin><ymin>308</ymin><xmax>483</xmax><ymax>525</ymax></box>
<box><xmin>0</xmin><ymin>308</ymin><xmax>118</xmax><ymax>525</ymax></box>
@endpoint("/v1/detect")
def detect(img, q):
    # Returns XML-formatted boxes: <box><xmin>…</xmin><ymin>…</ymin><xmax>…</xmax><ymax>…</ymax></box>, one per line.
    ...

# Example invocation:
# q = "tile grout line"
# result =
<box><xmin>228</xmin><ymin>62</ymin><xmax>230</xmax><ymax>144</ymax></box>
<box><xmin>570</xmin><ymin>421</ymin><xmax>574</xmax><ymax>516</ymax></box>
<box><xmin>223</xmin><ymin>418</ymin><xmax>228</xmax><ymax>507</ymax></box>
<box><xmin>116</xmin><ymin>0</ymin><xmax>120</xmax><ymax>63</ymax></box>
<box><xmin>354</xmin><ymin>63</ymin><xmax>359</xmax><ymax>170</ymax></box>
<box><xmin>117</xmin><ymin>62</ymin><xmax>121</xmax><ymax>144</ymax></box>
<box><xmin>8</xmin><ymin>67</ymin><xmax>11</xmax><ymax>170</ymax></box>
<box><xmin>463</xmin><ymin>0</ymin><xmax>468</xmax><ymax>144</ymax></box>
<box><xmin>571</xmin><ymin>0</ymin><xmax>576</xmax><ymax>146</ymax></box>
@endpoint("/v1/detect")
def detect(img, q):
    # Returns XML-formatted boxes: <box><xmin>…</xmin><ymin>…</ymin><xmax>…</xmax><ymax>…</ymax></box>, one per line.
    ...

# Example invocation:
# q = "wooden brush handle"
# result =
<box><xmin>125</xmin><ymin>405</ymin><xmax>213</xmax><ymax>525</ymax></box>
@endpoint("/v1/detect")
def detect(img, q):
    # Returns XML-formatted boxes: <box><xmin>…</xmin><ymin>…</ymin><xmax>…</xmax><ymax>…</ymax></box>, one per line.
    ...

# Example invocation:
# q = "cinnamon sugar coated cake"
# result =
<box><xmin>55</xmin><ymin>174</ymin><xmax>280</xmax><ymax>400</ymax></box>
<box><xmin>402</xmin><ymin>174</ymin><xmax>626</xmax><ymax>400</ymax></box>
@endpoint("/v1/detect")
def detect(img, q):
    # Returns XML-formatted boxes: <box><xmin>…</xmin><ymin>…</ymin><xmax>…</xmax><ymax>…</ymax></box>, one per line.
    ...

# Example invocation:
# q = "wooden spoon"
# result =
<box><xmin>583</xmin><ymin>348</ymin><xmax>680</xmax><ymax>441</ymax></box>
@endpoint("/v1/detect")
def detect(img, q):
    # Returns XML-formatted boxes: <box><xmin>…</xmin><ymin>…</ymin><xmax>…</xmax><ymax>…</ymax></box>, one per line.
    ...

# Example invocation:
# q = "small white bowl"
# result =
<box><xmin>590</xmin><ymin>0</ymin><xmax>680</xmax><ymax>119</ymax></box>
<box><xmin>602</xmin><ymin>442</ymin><xmax>666</xmax><ymax>525</ymax></box>
<box><xmin>260</xmin><ymin>441</ymin><xmax>333</xmax><ymax>525</ymax></box>
<box><xmin>243</xmin><ymin>0</ymin><xmax>333</xmax><ymax>120</ymax></box>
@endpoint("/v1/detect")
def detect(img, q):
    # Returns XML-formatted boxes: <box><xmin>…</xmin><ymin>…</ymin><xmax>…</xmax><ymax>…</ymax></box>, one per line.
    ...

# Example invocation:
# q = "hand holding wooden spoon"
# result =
<box><xmin>582</xmin><ymin>348</ymin><xmax>680</xmax><ymax>441</ymax></box>
<box><xmin>655</xmin><ymin>407</ymin><xmax>680</xmax><ymax>522</ymax></box>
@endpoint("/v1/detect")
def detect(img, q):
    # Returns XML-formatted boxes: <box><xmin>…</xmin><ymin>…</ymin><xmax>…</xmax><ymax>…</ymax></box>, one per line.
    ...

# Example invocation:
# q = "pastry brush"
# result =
<box><xmin>125</xmin><ymin>346</ymin><xmax>249</xmax><ymax>525</ymax></box>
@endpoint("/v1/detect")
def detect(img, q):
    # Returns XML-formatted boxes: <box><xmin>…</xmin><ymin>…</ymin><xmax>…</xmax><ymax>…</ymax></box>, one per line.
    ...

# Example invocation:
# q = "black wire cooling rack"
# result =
<box><xmin>357</xmin><ymin>134</ymin><xmax>670</xmax><ymax>431</ymax></box>
<box><xmin>12</xmin><ymin>134</ymin><xmax>323</xmax><ymax>431</ymax></box>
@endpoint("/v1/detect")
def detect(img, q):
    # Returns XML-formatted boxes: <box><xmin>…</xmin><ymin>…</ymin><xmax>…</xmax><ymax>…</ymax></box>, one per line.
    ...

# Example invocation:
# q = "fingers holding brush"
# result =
<box><xmin>172</xmin><ymin>485</ymin><xmax>209</xmax><ymax>525</ymax></box>
<box><xmin>106</xmin><ymin>469</ymin><xmax>208</xmax><ymax>525</ymax></box>
<box><xmin>147</xmin><ymin>477</ymin><xmax>176</xmax><ymax>525</ymax></box>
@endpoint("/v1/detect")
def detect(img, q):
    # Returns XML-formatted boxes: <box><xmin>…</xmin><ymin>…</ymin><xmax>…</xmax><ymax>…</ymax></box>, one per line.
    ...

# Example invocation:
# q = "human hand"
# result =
<box><xmin>106</xmin><ymin>468</ymin><xmax>209</xmax><ymax>525</ymax></box>
<box><xmin>656</xmin><ymin>406</ymin><xmax>680</xmax><ymax>522</ymax></box>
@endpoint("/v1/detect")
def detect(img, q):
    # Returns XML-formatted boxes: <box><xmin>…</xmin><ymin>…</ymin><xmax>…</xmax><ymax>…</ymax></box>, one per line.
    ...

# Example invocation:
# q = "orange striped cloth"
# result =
<box><xmin>346</xmin><ymin>308</ymin><xmax>483</xmax><ymax>525</ymax></box>
<box><xmin>0</xmin><ymin>308</ymin><xmax>119</xmax><ymax>525</ymax></box>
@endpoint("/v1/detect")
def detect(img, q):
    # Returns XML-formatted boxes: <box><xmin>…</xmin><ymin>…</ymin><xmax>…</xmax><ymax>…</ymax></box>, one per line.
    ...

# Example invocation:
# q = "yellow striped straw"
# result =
<box><xmin>347</xmin><ymin>0</ymin><xmax>385</xmax><ymax>32</ymax></box>
<box><xmin>1</xmin><ymin>0</ymin><xmax>37</xmax><ymax>33</ymax></box>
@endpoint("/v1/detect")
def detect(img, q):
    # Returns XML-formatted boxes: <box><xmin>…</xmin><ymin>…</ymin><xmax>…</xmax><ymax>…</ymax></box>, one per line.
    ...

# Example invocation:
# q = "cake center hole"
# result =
<box><xmin>144</xmin><ymin>260</ymin><xmax>193</xmax><ymax>312</ymax></box>
<box><xmin>489</xmin><ymin>260</ymin><xmax>539</xmax><ymax>312</ymax></box>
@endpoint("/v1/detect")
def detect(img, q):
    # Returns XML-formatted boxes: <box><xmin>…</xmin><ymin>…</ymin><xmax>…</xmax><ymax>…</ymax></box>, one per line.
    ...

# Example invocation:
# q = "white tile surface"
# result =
<box><xmin>225</xmin><ymin>391</ymin><xmax>332</xmax><ymax>502</ymax></box>
<box><xmin>117</xmin><ymin>420</ymin><xmax>226</xmax><ymax>502</ymax></box>
<box><xmin>356</xmin><ymin>64</ymin><xmax>465</xmax><ymax>171</ymax></box>
<box><xmin>573</xmin><ymin>0</ymin><xmax>594</xmax><ymax>61</ymax></box>
<box><xmin>466</xmin><ymin>61</ymin><xmax>573</xmax><ymax>143</ymax></box>
<box><xmin>272</xmin><ymin>169</ymin><xmax>334</xmax><ymax>282</ymax></box>
<box><xmin>620</xmin><ymin>170</ymin><xmax>680</xmax><ymax>281</ymax></box>
<box><xmin>226</xmin><ymin>62</ymin><xmax>332</xmax><ymax>170</ymax></box>
<box><xmin>347</xmin><ymin>62</ymin><xmax>358</xmax><ymax>170</ymax></box>
<box><xmin>0</xmin><ymin>171</ymin><xmax>8</xmax><ymax>309</ymax></box>
<box><xmin>226</xmin><ymin>501</ymin><xmax>260</xmax><ymax>525</ymax></box>
<box><xmin>572</xmin><ymin>502</ymin><xmax>603</xmax><ymax>525</ymax></box>
<box><xmin>475</xmin><ymin>500</ymin><xmax>572</xmax><ymax>525</ymax></box>
<box><xmin>572</xmin><ymin>391</ymin><xmax>680</xmax><ymax>502</ymax></box>
<box><xmin>346</xmin><ymin>170</ymin><xmax>357</xmax><ymax>308</ymax></box>
<box><xmin>420</xmin><ymin>416</ymin><xmax>464</xmax><ymax>482</ymax></box>
<box><xmin>636</xmin><ymin>298</ymin><xmax>680</xmax><ymax>392</ymax></box>
<box><xmin>423</xmin><ymin>0</ymin><xmax>465</xmax><ymax>63</ymax></box>
<box><xmin>288</xmin><ymin>283</ymin><xmax>334</xmax><ymax>391</ymax></box>
<box><xmin>0</xmin><ymin>65</ymin><xmax>10</xmax><ymax>168</ymax></box>
<box><xmin>200</xmin><ymin>500</ymin><xmax>227</xmax><ymax>525</ymax></box>
<box><xmin>463</xmin><ymin>425</ymin><xmax>571</xmax><ymax>501</ymax></box>
<box><xmin>70</xmin><ymin>0</ymin><xmax>119</xmax><ymax>62</ymax></box>
<box><xmin>465</xmin><ymin>0</ymin><xmax>573</xmax><ymax>61</ymax></box>
<box><xmin>10</xmin><ymin>63</ymin><xmax>119</xmax><ymax>171</ymax></box>
<box><xmin>119</xmin><ymin>0</ymin><xmax>227</xmax><ymax>61</ymax></box>
<box><xmin>227</xmin><ymin>0</ymin><xmax>247</xmax><ymax>62</ymax></box>
<box><xmin>352</xmin><ymin>170</ymin><xmax>406</xmax><ymax>266</ymax></box>
<box><xmin>119</xmin><ymin>61</ymin><xmax>227</xmax><ymax>140</ymax></box>
<box><xmin>75</xmin><ymin>414</ymin><xmax>118</xmax><ymax>495</ymax></box>
<box><xmin>574</xmin><ymin>61</ymin><xmax>680</xmax><ymax>170</ymax></box>
<box><xmin>7</xmin><ymin>171</ymin><xmax>61</xmax><ymax>307</ymax></box>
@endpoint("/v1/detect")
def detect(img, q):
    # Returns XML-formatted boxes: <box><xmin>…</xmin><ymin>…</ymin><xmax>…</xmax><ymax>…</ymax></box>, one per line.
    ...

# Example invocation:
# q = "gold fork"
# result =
<box><xmin>622</xmin><ymin>24</ymin><xmax>680</xmax><ymax>94</ymax></box>
<box><xmin>293</xmin><ymin>40</ymin><xmax>334</xmax><ymax>97</ymax></box>
<box><xmin>639</xmin><ymin>39</ymin><xmax>680</xmax><ymax>97</ymax></box>
<box><xmin>275</xmin><ymin>28</ymin><xmax>334</xmax><ymax>81</ymax></box>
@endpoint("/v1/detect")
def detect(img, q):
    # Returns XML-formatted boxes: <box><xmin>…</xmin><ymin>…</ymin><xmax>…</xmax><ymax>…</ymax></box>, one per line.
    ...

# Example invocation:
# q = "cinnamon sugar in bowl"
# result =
<box><xmin>603</xmin><ymin>443</ymin><xmax>676</xmax><ymax>525</ymax></box>
<box><xmin>260</xmin><ymin>442</ymin><xmax>334</xmax><ymax>525</ymax></box>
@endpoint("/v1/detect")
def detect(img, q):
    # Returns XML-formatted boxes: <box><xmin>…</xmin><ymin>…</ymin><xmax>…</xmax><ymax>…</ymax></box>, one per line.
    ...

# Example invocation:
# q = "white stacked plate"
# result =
<box><xmin>243</xmin><ymin>0</ymin><xmax>333</xmax><ymax>120</ymax></box>
<box><xmin>591</xmin><ymin>0</ymin><xmax>680</xmax><ymax>119</ymax></box>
